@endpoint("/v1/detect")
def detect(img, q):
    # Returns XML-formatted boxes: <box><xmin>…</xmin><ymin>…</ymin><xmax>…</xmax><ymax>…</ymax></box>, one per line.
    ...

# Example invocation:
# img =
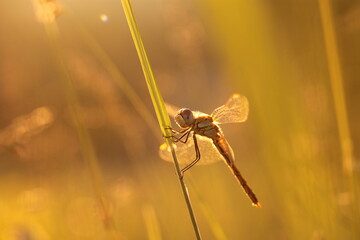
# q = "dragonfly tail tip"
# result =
<box><xmin>252</xmin><ymin>202</ymin><xmax>262</xmax><ymax>208</ymax></box>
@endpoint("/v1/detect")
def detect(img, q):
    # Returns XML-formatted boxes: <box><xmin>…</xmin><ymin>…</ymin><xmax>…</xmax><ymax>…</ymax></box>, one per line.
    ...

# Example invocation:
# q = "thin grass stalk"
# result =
<box><xmin>65</xmin><ymin>8</ymin><xmax>162</xmax><ymax>142</ymax></box>
<box><xmin>318</xmin><ymin>0</ymin><xmax>359</xmax><ymax>237</ymax></box>
<box><xmin>318</xmin><ymin>0</ymin><xmax>354</xmax><ymax>175</ymax></box>
<box><xmin>43</xmin><ymin>21</ymin><xmax>120</xmax><ymax>240</ymax></box>
<box><xmin>120</xmin><ymin>0</ymin><xmax>202</xmax><ymax>239</ymax></box>
<box><xmin>187</xmin><ymin>176</ymin><xmax>227</xmax><ymax>240</ymax></box>
<box><xmin>142</xmin><ymin>204</ymin><xmax>162</xmax><ymax>240</ymax></box>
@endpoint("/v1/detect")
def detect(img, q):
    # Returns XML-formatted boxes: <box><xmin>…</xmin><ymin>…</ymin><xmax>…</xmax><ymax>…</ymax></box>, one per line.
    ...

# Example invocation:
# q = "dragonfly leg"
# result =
<box><xmin>173</xmin><ymin>130</ymin><xmax>191</xmax><ymax>143</ymax></box>
<box><xmin>164</xmin><ymin>126</ymin><xmax>188</xmax><ymax>134</ymax></box>
<box><xmin>163</xmin><ymin>127</ymin><xmax>191</xmax><ymax>144</ymax></box>
<box><xmin>180</xmin><ymin>134</ymin><xmax>201</xmax><ymax>178</ymax></box>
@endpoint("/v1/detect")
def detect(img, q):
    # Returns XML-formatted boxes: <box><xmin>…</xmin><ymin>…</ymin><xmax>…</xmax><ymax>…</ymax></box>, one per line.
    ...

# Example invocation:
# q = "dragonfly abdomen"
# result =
<box><xmin>213</xmin><ymin>135</ymin><xmax>261</xmax><ymax>207</ymax></box>
<box><xmin>212</xmin><ymin>135</ymin><xmax>235</xmax><ymax>165</ymax></box>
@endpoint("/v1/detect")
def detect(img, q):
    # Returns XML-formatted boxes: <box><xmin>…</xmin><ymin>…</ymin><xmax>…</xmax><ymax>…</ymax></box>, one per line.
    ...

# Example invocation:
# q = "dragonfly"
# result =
<box><xmin>159</xmin><ymin>94</ymin><xmax>260</xmax><ymax>207</ymax></box>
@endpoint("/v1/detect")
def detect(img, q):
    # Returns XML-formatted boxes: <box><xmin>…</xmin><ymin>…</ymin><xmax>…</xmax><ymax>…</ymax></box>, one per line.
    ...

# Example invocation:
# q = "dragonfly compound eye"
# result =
<box><xmin>175</xmin><ymin>108</ymin><xmax>194</xmax><ymax>128</ymax></box>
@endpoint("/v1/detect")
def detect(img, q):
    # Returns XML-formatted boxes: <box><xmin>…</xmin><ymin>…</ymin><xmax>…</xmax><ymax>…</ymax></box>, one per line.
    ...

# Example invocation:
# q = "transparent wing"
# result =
<box><xmin>159</xmin><ymin>132</ymin><xmax>234</xmax><ymax>166</ymax></box>
<box><xmin>211</xmin><ymin>94</ymin><xmax>249</xmax><ymax>124</ymax></box>
<box><xmin>192</xmin><ymin>111</ymin><xmax>208</xmax><ymax>118</ymax></box>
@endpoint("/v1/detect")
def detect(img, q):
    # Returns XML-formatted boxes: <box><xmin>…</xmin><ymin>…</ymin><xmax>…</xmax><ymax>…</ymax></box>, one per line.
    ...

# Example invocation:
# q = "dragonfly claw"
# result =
<box><xmin>179</xmin><ymin>170</ymin><xmax>185</xmax><ymax>180</ymax></box>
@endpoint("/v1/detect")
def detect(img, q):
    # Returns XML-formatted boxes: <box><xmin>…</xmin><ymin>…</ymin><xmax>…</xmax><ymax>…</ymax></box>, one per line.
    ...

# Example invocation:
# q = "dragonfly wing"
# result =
<box><xmin>211</xmin><ymin>94</ymin><xmax>249</xmax><ymax>124</ymax></box>
<box><xmin>159</xmin><ymin>133</ymin><xmax>228</xmax><ymax>166</ymax></box>
<box><xmin>192</xmin><ymin>111</ymin><xmax>208</xmax><ymax>118</ymax></box>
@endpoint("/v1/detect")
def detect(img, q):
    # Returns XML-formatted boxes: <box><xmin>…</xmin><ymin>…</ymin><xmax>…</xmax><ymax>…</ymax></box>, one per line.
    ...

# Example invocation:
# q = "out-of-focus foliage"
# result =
<box><xmin>0</xmin><ymin>0</ymin><xmax>359</xmax><ymax>239</ymax></box>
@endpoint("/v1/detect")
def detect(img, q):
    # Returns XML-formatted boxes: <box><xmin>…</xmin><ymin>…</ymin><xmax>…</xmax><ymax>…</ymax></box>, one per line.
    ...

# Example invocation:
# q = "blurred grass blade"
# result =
<box><xmin>142</xmin><ymin>204</ymin><xmax>162</xmax><ymax>240</ymax></box>
<box><xmin>318</xmin><ymin>0</ymin><xmax>359</xmax><ymax>237</ymax></box>
<box><xmin>65</xmin><ymin>8</ymin><xmax>161</xmax><ymax>142</ymax></box>
<box><xmin>40</xmin><ymin>14</ymin><xmax>120</xmax><ymax>240</ymax></box>
<box><xmin>318</xmin><ymin>0</ymin><xmax>354</xmax><ymax>175</ymax></box>
<box><xmin>187</xmin><ymin>177</ymin><xmax>228</xmax><ymax>240</ymax></box>
<box><xmin>120</xmin><ymin>0</ymin><xmax>202</xmax><ymax>239</ymax></box>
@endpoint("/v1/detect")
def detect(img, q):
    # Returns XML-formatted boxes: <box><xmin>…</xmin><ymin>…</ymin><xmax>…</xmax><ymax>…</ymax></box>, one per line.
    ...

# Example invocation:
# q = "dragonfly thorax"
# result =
<box><xmin>175</xmin><ymin>108</ymin><xmax>195</xmax><ymax>128</ymax></box>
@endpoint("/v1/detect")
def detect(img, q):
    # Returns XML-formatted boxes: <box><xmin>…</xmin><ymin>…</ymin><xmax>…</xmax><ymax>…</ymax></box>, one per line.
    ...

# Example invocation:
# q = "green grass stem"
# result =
<box><xmin>120</xmin><ymin>0</ymin><xmax>202</xmax><ymax>239</ymax></box>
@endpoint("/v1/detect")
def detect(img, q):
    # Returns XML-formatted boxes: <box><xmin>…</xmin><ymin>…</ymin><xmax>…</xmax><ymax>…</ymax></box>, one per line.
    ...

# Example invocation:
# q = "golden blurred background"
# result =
<box><xmin>0</xmin><ymin>0</ymin><xmax>359</xmax><ymax>239</ymax></box>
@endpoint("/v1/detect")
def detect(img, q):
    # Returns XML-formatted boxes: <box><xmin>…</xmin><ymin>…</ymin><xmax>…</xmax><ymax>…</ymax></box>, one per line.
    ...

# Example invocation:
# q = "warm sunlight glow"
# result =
<box><xmin>32</xmin><ymin>0</ymin><xmax>62</xmax><ymax>24</ymax></box>
<box><xmin>100</xmin><ymin>14</ymin><xmax>109</xmax><ymax>22</ymax></box>
<box><xmin>1</xmin><ymin>0</ymin><xmax>359</xmax><ymax>239</ymax></box>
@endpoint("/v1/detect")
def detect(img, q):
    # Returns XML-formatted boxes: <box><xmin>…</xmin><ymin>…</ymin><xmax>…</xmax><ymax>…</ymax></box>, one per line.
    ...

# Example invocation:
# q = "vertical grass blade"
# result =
<box><xmin>41</xmin><ymin>18</ymin><xmax>120</xmax><ymax>240</ymax></box>
<box><xmin>318</xmin><ymin>0</ymin><xmax>354</xmax><ymax>175</ymax></box>
<box><xmin>318</xmin><ymin>1</ymin><xmax>359</xmax><ymax>237</ymax></box>
<box><xmin>187</xmin><ymin>177</ymin><xmax>228</xmax><ymax>240</ymax></box>
<box><xmin>120</xmin><ymin>0</ymin><xmax>202</xmax><ymax>239</ymax></box>
<box><xmin>65</xmin><ymin>9</ymin><xmax>162</xmax><ymax>141</ymax></box>
<box><xmin>142</xmin><ymin>204</ymin><xmax>162</xmax><ymax>240</ymax></box>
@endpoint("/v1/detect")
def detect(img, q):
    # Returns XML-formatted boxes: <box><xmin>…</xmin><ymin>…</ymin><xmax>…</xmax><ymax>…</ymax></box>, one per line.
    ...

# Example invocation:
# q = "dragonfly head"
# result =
<box><xmin>175</xmin><ymin>108</ymin><xmax>194</xmax><ymax>128</ymax></box>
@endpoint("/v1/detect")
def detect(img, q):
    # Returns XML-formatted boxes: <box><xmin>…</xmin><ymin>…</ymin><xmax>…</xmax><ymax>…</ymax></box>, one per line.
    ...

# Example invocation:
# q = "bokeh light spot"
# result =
<box><xmin>100</xmin><ymin>14</ymin><xmax>109</xmax><ymax>22</ymax></box>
